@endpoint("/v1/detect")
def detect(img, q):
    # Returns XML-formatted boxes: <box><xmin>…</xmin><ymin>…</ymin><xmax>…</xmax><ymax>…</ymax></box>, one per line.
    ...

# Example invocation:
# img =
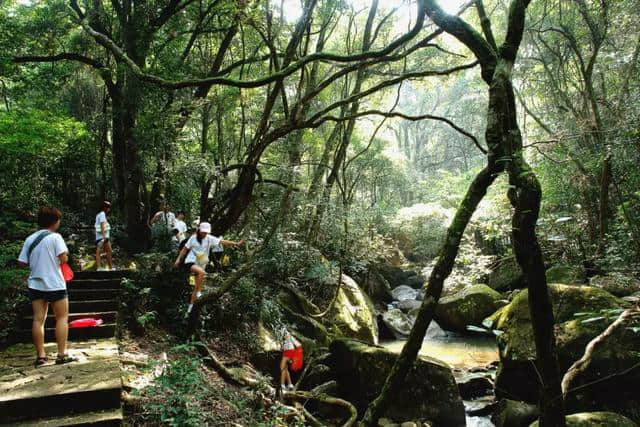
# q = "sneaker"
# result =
<box><xmin>97</xmin><ymin>267</ymin><xmax>105</xmax><ymax>271</ymax></box>
<box><xmin>287</xmin><ymin>384</ymin><xmax>295</xmax><ymax>391</ymax></box>
<box><xmin>55</xmin><ymin>354</ymin><xmax>78</xmax><ymax>365</ymax></box>
<box><xmin>281</xmin><ymin>384</ymin><xmax>288</xmax><ymax>393</ymax></box>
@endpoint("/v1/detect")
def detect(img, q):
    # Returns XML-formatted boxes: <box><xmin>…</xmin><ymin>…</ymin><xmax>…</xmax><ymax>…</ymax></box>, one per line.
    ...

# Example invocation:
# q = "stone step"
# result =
<box><xmin>15</xmin><ymin>324</ymin><xmax>116</xmax><ymax>343</ymax></box>
<box><xmin>0</xmin><ymin>359</ymin><xmax>121</xmax><ymax>424</ymax></box>
<box><xmin>68</xmin><ymin>288</ymin><xmax>120</xmax><ymax>301</ymax></box>
<box><xmin>11</xmin><ymin>407</ymin><xmax>123</xmax><ymax>427</ymax></box>
<box><xmin>68</xmin><ymin>280</ymin><xmax>123</xmax><ymax>290</ymax></box>
<box><xmin>21</xmin><ymin>312</ymin><xmax>117</xmax><ymax>328</ymax></box>
<box><xmin>70</xmin><ymin>300</ymin><xmax>118</xmax><ymax>313</ymax></box>
<box><xmin>73</xmin><ymin>271</ymin><xmax>129</xmax><ymax>281</ymax></box>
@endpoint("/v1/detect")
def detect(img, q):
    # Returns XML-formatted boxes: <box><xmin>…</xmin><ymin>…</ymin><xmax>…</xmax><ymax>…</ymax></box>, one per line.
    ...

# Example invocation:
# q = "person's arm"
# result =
<box><xmin>150</xmin><ymin>212</ymin><xmax>160</xmax><ymax>225</ymax></box>
<box><xmin>100</xmin><ymin>221</ymin><xmax>106</xmax><ymax>237</ymax></box>
<box><xmin>17</xmin><ymin>261</ymin><xmax>28</xmax><ymax>268</ymax></box>
<box><xmin>58</xmin><ymin>252</ymin><xmax>69</xmax><ymax>264</ymax></box>
<box><xmin>174</xmin><ymin>246</ymin><xmax>189</xmax><ymax>267</ymax></box>
<box><xmin>220</xmin><ymin>239</ymin><xmax>244</xmax><ymax>248</ymax></box>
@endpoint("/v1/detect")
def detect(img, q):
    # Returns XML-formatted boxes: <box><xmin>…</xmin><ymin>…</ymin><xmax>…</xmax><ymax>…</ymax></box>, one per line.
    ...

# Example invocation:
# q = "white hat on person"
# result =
<box><xmin>199</xmin><ymin>222</ymin><xmax>212</xmax><ymax>233</ymax></box>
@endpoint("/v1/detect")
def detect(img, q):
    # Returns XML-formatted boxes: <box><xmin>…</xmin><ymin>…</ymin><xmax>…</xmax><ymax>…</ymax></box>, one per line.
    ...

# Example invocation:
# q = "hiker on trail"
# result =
<box><xmin>278</xmin><ymin>326</ymin><xmax>303</xmax><ymax>392</ymax></box>
<box><xmin>17</xmin><ymin>206</ymin><xmax>77</xmax><ymax>366</ymax></box>
<box><xmin>171</xmin><ymin>210</ymin><xmax>188</xmax><ymax>249</ymax></box>
<box><xmin>150</xmin><ymin>203</ymin><xmax>175</xmax><ymax>229</ymax></box>
<box><xmin>95</xmin><ymin>201</ymin><xmax>113</xmax><ymax>271</ymax></box>
<box><xmin>173</xmin><ymin>222</ymin><xmax>243</xmax><ymax>315</ymax></box>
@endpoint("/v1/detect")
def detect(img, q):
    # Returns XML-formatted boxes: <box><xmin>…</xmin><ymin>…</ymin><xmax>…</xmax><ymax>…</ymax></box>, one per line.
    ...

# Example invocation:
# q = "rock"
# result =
<box><xmin>378</xmin><ymin>418</ymin><xmax>397</xmax><ymax>427</ymax></box>
<box><xmin>491</xmin><ymin>399</ymin><xmax>539</xmax><ymax>427</ymax></box>
<box><xmin>380</xmin><ymin>264</ymin><xmax>423</xmax><ymax>289</ymax></box>
<box><xmin>329</xmin><ymin>339</ymin><xmax>465</xmax><ymax>426</ymax></box>
<box><xmin>494</xmin><ymin>284</ymin><xmax>639</xmax><ymax>422</ymax></box>
<box><xmin>391</xmin><ymin>285</ymin><xmax>418</xmax><ymax>301</ymax></box>
<box><xmin>397</xmin><ymin>299</ymin><xmax>422</xmax><ymax>313</ymax></box>
<box><xmin>457</xmin><ymin>373</ymin><xmax>494</xmax><ymax>399</ymax></box>
<box><xmin>589</xmin><ymin>273</ymin><xmax>640</xmax><ymax>297</ymax></box>
<box><xmin>363</xmin><ymin>269</ymin><xmax>394</xmax><ymax>303</ymax></box>
<box><xmin>529</xmin><ymin>412</ymin><xmax>638</xmax><ymax>427</ymax></box>
<box><xmin>546</xmin><ymin>264</ymin><xmax>584</xmax><ymax>284</ymax></box>
<box><xmin>400</xmin><ymin>422</ymin><xmax>419</xmax><ymax>427</ymax></box>
<box><xmin>486</xmin><ymin>257</ymin><xmax>524</xmax><ymax>291</ymax></box>
<box><xmin>381</xmin><ymin>309</ymin><xmax>415</xmax><ymax>339</ymax></box>
<box><xmin>435</xmin><ymin>284</ymin><xmax>504</xmax><ymax>333</ymax></box>
<box><xmin>326</xmin><ymin>274</ymin><xmax>379</xmax><ymax>344</ymax></box>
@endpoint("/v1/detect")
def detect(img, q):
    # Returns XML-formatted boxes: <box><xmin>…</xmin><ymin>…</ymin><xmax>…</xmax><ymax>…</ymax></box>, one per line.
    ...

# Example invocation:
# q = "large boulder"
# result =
<box><xmin>487</xmin><ymin>257</ymin><xmax>524</xmax><ymax>291</ymax></box>
<box><xmin>435</xmin><ymin>284</ymin><xmax>505</xmax><ymax>333</ymax></box>
<box><xmin>491</xmin><ymin>399</ymin><xmax>539</xmax><ymax>427</ymax></box>
<box><xmin>493</xmin><ymin>284</ymin><xmax>639</xmax><ymax>422</ymax></box>
<box><xmin>381</xmin><ymin>308</ymin><xmax>415</xmax><ymax>339</ymax></box>
<box><xmin>589</xmin><ymin>273</ymin><xmax>640</xmax><ymax>297</ymax></box>
<box><xmin>379</xmin><ymin>264</ymin><xmax>424</xmax><ymax>289</ymax></box>
<box><xmin>328</xmin><ymin>339</ymin><xmax>465</xmax><ymax>426</ymax></box>
<box><xmin>529</xmin><ymin>412</ymin><xmax>638</xmax><ymax>427</ymax></box>
<box><xmin>326</xmin><ymin>274</ymin><xmax>379</xmax><ymax>344</ymax></box>
<box><xmin>362</xmin><ymin>269</ymin><xmax>393</xmax><ymax>303</ymax></box>
<box><xmin>546</xmin><ymin>264</ymin><xmax>584</xmax><ymax>284</ymax></box>
<box><xmin>391</xmin><ymin>285</ymin><xmax>419</xmax><ymax>302</ymax></box>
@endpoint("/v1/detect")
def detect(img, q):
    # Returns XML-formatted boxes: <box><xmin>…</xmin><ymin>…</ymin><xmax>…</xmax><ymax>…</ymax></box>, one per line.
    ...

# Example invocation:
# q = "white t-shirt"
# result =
<box><xmin>184</xmin><ymin>234</ymin><xmax>221</xmax><ymax>267</ymax></box>
<box><xmin>173</xmin><ymin>219</ymin><xmax>188</xmax><ymax>242</ymax></box>
<box><xmin>18</xmin><ymin>230</ymin><xmax>69</xmax><ymax>291</ymax></box>
<box><xmin>95</xmin><ymin>211</ymin><xmax>110</xmax><ymax>240</ymax></box>
<box><xmin>153</xmin><ymin>211</ymin><xmax>176</xmax><ymax>229</ymax></box>
<box><xmin>212</xmin><ymin>236</ymin><xmax>224</xmax><ymax>253</ymax></box>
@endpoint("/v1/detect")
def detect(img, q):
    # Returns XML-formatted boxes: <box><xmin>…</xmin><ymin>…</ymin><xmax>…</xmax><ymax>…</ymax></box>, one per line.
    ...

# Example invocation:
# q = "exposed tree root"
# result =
<box><xmin>284</xmin><ymin>391</ymin><xmax>358</xmax><ymax>427</ymax></box>
<box><xmin>561</xmin><ymin>306</ymin><xmax>640</xmax><ymax>399</ymax></box>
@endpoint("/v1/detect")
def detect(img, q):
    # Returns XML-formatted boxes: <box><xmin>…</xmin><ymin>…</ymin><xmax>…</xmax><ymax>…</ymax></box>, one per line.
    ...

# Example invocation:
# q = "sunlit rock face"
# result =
<box><xmin>328</xmin><ymin>339</ymin><xmax>466</xmax><ymax>427</ymax></box>
<box><xmin>493</xmin><ymin>284</ymin><xmax>640</xmax><ymax>422</ymax></box>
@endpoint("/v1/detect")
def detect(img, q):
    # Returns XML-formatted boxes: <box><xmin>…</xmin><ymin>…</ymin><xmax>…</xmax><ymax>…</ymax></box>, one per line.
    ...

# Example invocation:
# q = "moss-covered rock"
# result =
<box><xmin>546</xmin><ymin>264</ymin><xmax>584</xmax><ymax>284</ymax></box>
<box><xmin>326</xmin><ymin>274</ymin><xmax>378</xmax><ymax>344</ymax></box>
<box><xmin>363</xmin><ymin>269</ymin><xmax>393</xmax><ymax>303</ymax></box>
<box><xmin>529</xmin><ymin>412</ymin><xmax>638</xmax><ymax>427</ymax></box>
<box><xmin>487</xmin><ymin>258</ymin><xmax>524</xmax><ymax>291</ymax></box>
<box><xmin>381</xmin><ymin>308</ymin><xmax>415</xmax><ymax>339</ymax></box>
<box><xmin>589</xmin><ymin>273</ymin><xmax>640</xmax><ymax>297</ymax></box>
<box><xmin>494</xmin><ymin>284</ymin><xmax>639</xmax><ymax>422</ymax></box>
<box><xmin>328</xmin><ymin>339</ymin><xmax>465</xmax><ymax>426</ymax></box>
<box><xmin>435</xmin><ymin>284</ymin><xmax>505</xmax><ymax>333</ymax></box>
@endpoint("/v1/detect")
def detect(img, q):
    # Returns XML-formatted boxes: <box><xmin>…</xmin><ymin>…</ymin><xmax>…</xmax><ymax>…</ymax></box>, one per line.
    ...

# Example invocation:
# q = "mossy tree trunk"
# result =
<box><xmin>363</xmin><ymin>1</ymin><xmax>566</xmax><ymax>426</ymax></box>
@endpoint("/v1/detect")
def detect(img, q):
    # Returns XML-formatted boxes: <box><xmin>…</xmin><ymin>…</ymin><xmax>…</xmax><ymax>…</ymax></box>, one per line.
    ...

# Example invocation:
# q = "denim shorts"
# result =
<box><xmin>28</xmin><ymin>288</ymin><xmax>68</xmax><ymax>303</ymax></box>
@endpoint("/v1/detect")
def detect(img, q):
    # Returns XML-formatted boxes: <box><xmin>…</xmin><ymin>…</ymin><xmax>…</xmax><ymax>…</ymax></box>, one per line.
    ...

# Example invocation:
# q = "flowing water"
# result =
<box><xmin>383</xmin><ymin>321</ymin><xmax>499</xmax><ymax>426</ymax></box>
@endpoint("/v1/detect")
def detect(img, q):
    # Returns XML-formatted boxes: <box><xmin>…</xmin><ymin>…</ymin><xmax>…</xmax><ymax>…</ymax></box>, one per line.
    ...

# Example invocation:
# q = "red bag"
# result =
<box><xmin>290</xmin><ymin>346</ymin><xmax>304</xmax><ymax>372</ymax></box>
<box><xmin>69</xmin><ymin>318</ymin><xmax>103</xmax><ymax>328</ymax></box>
<box><xmin>61</xmin><ymin>262</ymin><xmax>74</xmax><ymax>282</ymax></box>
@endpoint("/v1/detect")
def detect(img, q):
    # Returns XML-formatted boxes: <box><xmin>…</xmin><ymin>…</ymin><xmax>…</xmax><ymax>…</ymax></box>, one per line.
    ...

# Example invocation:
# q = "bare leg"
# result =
<box><xmin>105</xmin><ymin>241</ymin><xmax>113</xmax><ymax>269</ymax></box>
<box><xmin>280</xmin><ymin>357</ymin><xmax>289</xmax><ymax>386</ymax></box>
<box><xmin>96</xmin><ymin>245</ymin><xmax>102</xmax><ymax>270</ymax></box>
<box><xmin>51</xmin><ymin>298</ymin><xmax>69</xmax><ymax>356</ymax></box>
<box><xmin>190</xmin><ymin>265</ymin><xmax>205</xmax><ymax>304</ymax></box>
<box><xmin>32</xmin><ymin>300</ymin><xmax>49</xmax><ymax>358</ymax></box>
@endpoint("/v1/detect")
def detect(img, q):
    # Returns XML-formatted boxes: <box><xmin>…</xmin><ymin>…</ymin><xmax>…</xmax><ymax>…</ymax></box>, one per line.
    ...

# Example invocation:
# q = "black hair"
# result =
<box><xmin>38</xmin><ymin>206</ymin><xmax>62</xmax><ymax>228</ymax></box>
<box><xmin>177</xmin><ymin>210</ymin><xmax>186</xmax><ymax>216</ymax></box>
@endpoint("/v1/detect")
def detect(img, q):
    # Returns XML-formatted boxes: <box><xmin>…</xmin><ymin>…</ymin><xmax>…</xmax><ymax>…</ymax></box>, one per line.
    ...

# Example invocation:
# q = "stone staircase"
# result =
<box><xmin>0</xmin><ymin>270</ymin><xmax>127</xmax><ymax>426</ymax></box>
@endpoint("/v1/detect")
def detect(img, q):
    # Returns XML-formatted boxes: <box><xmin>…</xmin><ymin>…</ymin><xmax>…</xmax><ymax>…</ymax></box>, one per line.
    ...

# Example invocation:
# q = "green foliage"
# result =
<box><xmin>136</xmin><ymin>343</ymin><xmax>300</xmax><ymax>426</ymax></box>
<box><xmin>0</xmin><ymin>239</ymin><xmax>27</xmax><ymax>344</ymax></box>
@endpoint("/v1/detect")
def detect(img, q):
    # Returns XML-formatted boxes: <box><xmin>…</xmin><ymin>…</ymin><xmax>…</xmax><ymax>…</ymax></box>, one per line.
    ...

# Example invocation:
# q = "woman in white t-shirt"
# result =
<box><xmin>17</xmin><ymin>206</ymin><xmax>77</xmax><ymax>366</ymax></box>
<box><xmin>95</xmin><ymin>201</ymin><xmax>113</xmax><ymax>271</ymax></box>
<box><xmin>173</xmin><ymin>222</ymin><xmax>243</xmax><ymax>314</ymax></box>
<box><xmin>171</xmin><ymin>210</ymin><xmax>188</xmax><ymax>248</ymax></box>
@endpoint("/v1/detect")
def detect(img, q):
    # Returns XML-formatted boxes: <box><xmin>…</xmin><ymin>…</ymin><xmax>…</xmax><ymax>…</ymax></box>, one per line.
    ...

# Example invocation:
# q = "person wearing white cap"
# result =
<box><xmin>173</xmin><ymin>222</ymin><xmax>243</xmax><ymax>314</ymax></box>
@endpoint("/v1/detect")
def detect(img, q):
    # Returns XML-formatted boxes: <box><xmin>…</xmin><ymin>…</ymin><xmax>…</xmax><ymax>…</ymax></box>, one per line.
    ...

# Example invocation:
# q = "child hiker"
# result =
<box><xmin>278</xmin><ymin>326</ymin><xmax>303</xmax><ymax>392</ymax></box>
<box><xmin>95</xmin><ymin>201</ymin><xmax>113</xmax><ymax>271</ymax></box>
<box><xmin>173</xmin><ymin>222</ymin><xmax>243</xmax><ymax>315</ymax></box>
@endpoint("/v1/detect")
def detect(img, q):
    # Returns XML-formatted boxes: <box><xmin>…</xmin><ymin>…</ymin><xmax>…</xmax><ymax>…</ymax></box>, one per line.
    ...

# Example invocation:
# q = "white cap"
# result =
<box><xmin>199</xmin><ymin>222</ymin><xmax>212</xmax><ymax>233</ymax></box>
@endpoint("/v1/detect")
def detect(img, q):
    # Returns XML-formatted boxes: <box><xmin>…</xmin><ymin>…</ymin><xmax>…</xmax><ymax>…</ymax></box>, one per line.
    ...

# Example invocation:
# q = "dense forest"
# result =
<box><xmin>1</xmin><ymin>0</ymin><xmax>639</xmax><ymax>426</ymax></box>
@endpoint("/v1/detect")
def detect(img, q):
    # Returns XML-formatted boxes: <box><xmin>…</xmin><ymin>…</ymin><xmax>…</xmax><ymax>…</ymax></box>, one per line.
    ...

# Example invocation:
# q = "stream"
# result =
<box><xmin>383</xmin><ymin>321</ymin><xmax>499</xmax><ymax>427</ymax></box>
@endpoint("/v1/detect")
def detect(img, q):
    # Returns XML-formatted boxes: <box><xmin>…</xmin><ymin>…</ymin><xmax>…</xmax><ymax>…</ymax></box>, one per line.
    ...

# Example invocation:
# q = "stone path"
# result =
<box><xmin>0</xmin><ymin>271</ymin><xmax>126</xmax><ymax>426</ymax></box>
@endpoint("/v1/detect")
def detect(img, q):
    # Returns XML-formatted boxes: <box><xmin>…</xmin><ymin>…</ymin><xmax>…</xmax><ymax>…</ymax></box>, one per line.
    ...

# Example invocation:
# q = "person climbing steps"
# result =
<box><xmin>173</xmin><ymin>222</ymin><xmax>244</xmax><ymax>316</ymax></box>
